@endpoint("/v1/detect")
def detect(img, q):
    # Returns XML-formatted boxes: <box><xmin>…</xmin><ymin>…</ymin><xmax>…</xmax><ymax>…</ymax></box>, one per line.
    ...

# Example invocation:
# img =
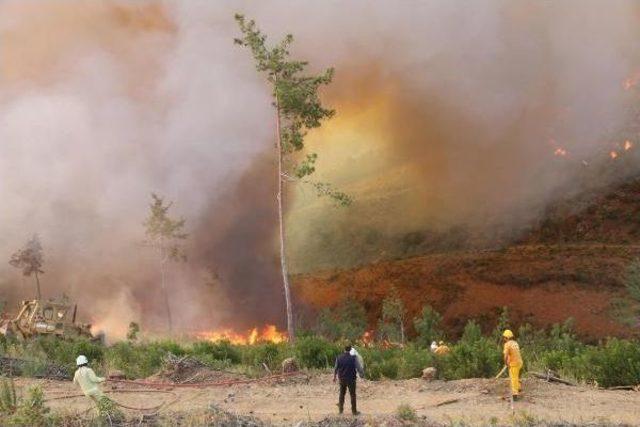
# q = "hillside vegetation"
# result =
<box><xmin>296</xmin><ymin>175</ymin><xmax>640</xmax><ymax>339</ymax></box>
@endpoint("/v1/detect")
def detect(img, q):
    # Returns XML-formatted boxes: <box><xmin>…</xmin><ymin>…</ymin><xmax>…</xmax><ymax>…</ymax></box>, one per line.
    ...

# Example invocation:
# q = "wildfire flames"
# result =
<box><xmin>623</xmin><ymin>71</ymin><xmax>640</xmax><ymax>90</ymax></box>
<box><xmin>551</xmin><ymin>139</ymin><xmax>634</xmax><ymax>161</ymax></box>
<box><xmin>554</xmin><ymin>147</ymin><xmax>567</xmax><ymax>157</ymax></box>
<box><xmin>195</xmin><ymin>324</ymin><xmax>287</xmax><ymax>345</ymax></box>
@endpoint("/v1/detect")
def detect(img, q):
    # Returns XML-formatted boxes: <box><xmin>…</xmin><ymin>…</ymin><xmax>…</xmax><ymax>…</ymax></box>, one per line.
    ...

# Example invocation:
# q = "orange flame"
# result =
<box><xmin>194</xmin><ymin>324</ymin><xmax>287</xmax><ymax>345</ymax></box>
<box><xmin>361</xmin><ymin>330</ymin><xmax>374</xmax><ymax>346</ymax></box>
<box><xmin>623</xmin><ymin>71</ymin><xmax>640</xmax><ymax>90</ymax></box>
<box><xmin>553</xmin><ymin>147</ymin><xmax>567</xmax><ymax>157</ymax></box>
<box><xmin>624</xmin><ymin>140</ymin><xmax>633</xmax><ymax>151</ymax></box>
<box><xmin>610</xmin><ymin>151</ymin><xmax>618</xmax><ymax>159</ymax></box>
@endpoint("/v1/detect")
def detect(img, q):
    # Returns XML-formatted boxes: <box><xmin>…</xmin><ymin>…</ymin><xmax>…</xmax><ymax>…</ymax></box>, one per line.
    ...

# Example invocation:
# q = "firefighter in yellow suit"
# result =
<box><xmin>502</xmin><ymin>330</ymin><xmax>523</xmax><ymax>400</ymax></box>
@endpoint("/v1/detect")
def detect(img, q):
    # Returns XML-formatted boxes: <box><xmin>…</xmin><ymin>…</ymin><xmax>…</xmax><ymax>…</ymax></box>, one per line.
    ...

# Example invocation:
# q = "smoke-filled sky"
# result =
<box><xmin>1</xmin><ymin>0</ymin><xmax>639</xmax><ymax>337</ymax></box>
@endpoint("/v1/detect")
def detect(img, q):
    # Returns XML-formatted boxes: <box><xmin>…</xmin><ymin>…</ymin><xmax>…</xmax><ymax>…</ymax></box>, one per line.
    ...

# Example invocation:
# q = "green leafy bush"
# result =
<box><xmin>96</xmin><ymin>396</ymin><xmax>124</xmax><ymax>425</ymax></box>
<box><xmin>377</xmin><ymin>288</ymin><xmax>407</xmax><ymax>344</ymax></box>
<box><xmin>7</xmin><ymin>386</ymin><xmax>51</xmax><ymax>426</ymax></box>
<box><xmin>584</xmin><ymin>338</ymin><xmax>640</xmax><ymax>387</ymax></box>
<box><xmin>106</xmin><ymin>341</ymin><xmax>173</xmax><ymax>378</ymax></box>
<box><xmin>0</xmin><ymin>378</ymin><xmax>17</xmax><ymax>415</ymax></box>
<box><xmin>32</xmin><ymin>336</ymin><xmax>104</xmax><ymax>373</ymax></box>
<box><xmin>396</xmin><ymin>403</ymin><xmax>417</xmax><ymax>422</ymax></box>
<box><xmin>443</xmin><ymin>320</ymin><xmax>501</xmax><ymax>380</ymax></box>
<box><xmin>398</xmin><ymin>345</ymin><xmax>434</xmax><ymax>379</ymax></box>
<box><xmin>192</xmin><ymin>340</ymin><xmax>241</xmax><ymax>364</ymax></box>
<box><xmin>518</xmin><ymin>319</ymin><xmax>585</xmax><ymax>377</ymax></box>
<box><xmin>294</xmin><ymin>336</ymin><xmax>339</xmax><ymax>369</ymax></box>
<box><xmin>241</xmin><ymin>342</ymin><xmax>288</xmax><ymax>371</ymax></box>
<box><xmin>413</xmin><ymin>305</ymin><xmax>443</xmax><ymax>348</ymax></box>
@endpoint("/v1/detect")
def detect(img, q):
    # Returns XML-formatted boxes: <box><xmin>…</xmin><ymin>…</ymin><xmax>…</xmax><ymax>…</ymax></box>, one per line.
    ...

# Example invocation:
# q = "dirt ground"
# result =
<box><xmin>22</xmin><ymin>373</ymin><xmax>640</xmax><ymax>426</ymax></box>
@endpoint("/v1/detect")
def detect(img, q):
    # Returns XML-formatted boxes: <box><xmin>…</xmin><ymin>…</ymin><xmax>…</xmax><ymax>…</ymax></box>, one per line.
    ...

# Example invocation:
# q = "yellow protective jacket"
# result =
<box><xmin>73</xmin><ymin>366</ymin><xmax>105</xmax><ymax>397</ymax></box>
<box><xmin>503</xmin><ymin>340</ymin><xmax>523</xmax><ymax>367</ymax></box>
<box><xmin>434</xmin><ymin>345</ymin><xmax>451</xmax><ymax>355</ymax></box>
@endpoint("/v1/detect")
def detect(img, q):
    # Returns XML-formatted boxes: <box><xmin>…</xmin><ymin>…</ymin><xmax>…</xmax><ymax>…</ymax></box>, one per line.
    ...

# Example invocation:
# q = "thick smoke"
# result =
<box><xmin>1</xmin><ymin>1</ymin><xmax>639</xmax><ymax>336</ymax></box>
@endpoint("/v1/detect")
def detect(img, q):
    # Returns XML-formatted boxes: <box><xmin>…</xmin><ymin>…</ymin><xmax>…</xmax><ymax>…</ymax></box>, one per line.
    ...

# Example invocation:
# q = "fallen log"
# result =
<box><xmin>606</xmin><ymin>385</ymin><xmax>639</xmax><ymax>391</ymax></box>
<box><xmin>433</xmin><ymin>398</ymin><xmax>459</xmax><ymax>407</ymax></box>
<box><xmin>530</xmin><ymin>371</ymin><xmax>576</xmax><ymax>386</ymax></box>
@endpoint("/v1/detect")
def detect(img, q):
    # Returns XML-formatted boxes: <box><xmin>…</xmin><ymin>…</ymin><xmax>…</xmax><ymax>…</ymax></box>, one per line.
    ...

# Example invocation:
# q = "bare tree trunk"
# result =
<box><xmin>275</xmin><ymin>84</ymin><xmax>295</xmax><ymax>341</ymax></box>
<box><xmin>160</xmin><ymin>250</ymin><xmax>173</xmax><ymax>332</ymax></box>
<box><xmin>34</xmin><ymin>271</ymin><xmax>41</xmax><ymax>300</ymax></box>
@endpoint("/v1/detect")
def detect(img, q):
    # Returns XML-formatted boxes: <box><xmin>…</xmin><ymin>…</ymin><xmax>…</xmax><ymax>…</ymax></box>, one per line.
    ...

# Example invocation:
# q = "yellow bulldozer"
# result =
<box><xmin>0</xmin><ymin>296</ymin><xmax>95</xmax><ymax>340</ymax></box>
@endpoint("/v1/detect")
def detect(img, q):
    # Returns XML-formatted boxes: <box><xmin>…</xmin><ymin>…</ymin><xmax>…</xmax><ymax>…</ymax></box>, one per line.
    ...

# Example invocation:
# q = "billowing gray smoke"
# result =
<box><xmin>1</xmin><ymin>0</ymin><xmax>639</xmax><ymax>337</ymax></box>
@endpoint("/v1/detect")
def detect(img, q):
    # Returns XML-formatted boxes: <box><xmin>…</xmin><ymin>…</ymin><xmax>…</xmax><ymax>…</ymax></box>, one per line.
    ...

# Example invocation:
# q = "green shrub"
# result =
<box><xmin>150</xmin><ymin>340</ymin><xmax>187</xmax><ymax>357</ymax></box>
<box><xmin>396</xmin><ymin>403</ymin><xmax>417</xmax><ymax>422</ymax></box>
<box><xmin>443</xmin><ymin>320</ymin><xmax>501</xmax><ymax>380</ymax></box>
<box><xmin>294</xmin><ymin>336</ymin><xmax>339</xmax><ymax>369</ymax></box>
<box><xmin>106</xmin><ymin>341</ymin><xmax>170</xmax><ymax>378</ymax></box>
<box><xmin>242</xmin><ymin>342</ymin><xmax>288</xmax><ymax>371</ymax></box>
<box><xmin>192</xmin><ymin>340</ymin><xmax>241</xmax><ymax>364</ymax></box>
<box><xmin>0</xmin><ymin>378</ymin><xmax>17</xmax><ymax>415</ymax></box>
<box><xmin>7</xmin><ymin>386</ymin><xmax>51</xmax><ymax>426</ymax></box>
<box><xmin>378</xmin><ymin>289</ymin><xmax>407</xmax><ymax>344</ymax></box>
<box><xmin>32</xmin><ymin>336</ymin><xmax>104</xmax><ymax>373</ymax></box>
<box><xmin>377</xmin><ymin>357</ymin><xmax>400</xmax><ymax>379</ymax></box>
<box><xmin>584</xmin><ymin>338</ymin><xmax>640</xmax><ymax>387</ymax></box>
<box><xmin>96</xmin><ymin>396</ymin><xmax>124</xmax><ymax>425</ymax></box>
<box><xmin>361</xmin><ymin>347</ymin><xmax>401</xmax><ymax>380</ymax></box>
<box><xmin>413</xmin><ymin>305</ymin><xmax>443</xmax><ymax>348</ymax></box>
<box><xmin>517</xmin><ymin>319</ymin><xmax>585</xmax><ymax>375</ymax></box>
<box><xmin>398</xmin><ymin>345</ymin><xmax>434</xmax><ymax>379</ymax></box>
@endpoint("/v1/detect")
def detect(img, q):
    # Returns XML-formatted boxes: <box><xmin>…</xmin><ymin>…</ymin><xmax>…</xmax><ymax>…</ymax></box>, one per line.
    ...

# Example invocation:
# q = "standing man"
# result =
<box><xmin>502</xmin><ymin>330</ymin><xmax>523</xmax><ymax>400</ymax></box>
<box><xmin>73</xmin><ymin>355</ymin><xmax>106</xmax><ymax>410</ymax></box>
<box><xmin>333</xmin><ymin>345</ymin><xmax>364</xmax><ymax>415</ymax></box>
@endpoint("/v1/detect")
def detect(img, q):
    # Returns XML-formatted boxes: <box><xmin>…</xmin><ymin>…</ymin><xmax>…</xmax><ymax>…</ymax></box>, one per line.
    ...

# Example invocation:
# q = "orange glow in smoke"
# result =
<box><xmin>624</xmin><ymin>140</ymin><xmax>633</xmax><ymax>151</ymax></box>
<box><xmin>610</xmin><ymin>151</ymin><xmax>618</xmax><ymax>159</ymax></box>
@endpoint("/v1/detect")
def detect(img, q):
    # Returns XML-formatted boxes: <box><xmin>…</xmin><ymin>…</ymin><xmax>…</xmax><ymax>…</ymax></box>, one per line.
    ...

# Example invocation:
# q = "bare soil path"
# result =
<box><xmin>20</xmin><ymin>373</ymin><xmax>640</xmax><ymax>425</ymax></box>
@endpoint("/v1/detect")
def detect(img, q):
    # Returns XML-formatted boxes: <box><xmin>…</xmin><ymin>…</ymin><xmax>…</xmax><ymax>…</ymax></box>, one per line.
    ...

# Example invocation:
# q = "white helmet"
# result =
<box><xmin>76</xmin><ymin>355</ymin><xmax>88</xmax><ymax>366</ymax></box>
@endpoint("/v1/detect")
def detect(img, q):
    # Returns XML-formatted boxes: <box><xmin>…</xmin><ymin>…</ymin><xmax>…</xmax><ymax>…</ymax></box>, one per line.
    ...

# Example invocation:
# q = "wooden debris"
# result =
<box><xmin>433</xmin><ymin>398</ymin><xmax>459</xmax><ymax>407</ymax></box>
<box><xmin>0</xmin><ymin>356</ymin><xmax>70</xmax><ymax>380</ymax></box>
<box><xmin>606</xmin><ymin>385</ymin><xmax>640</xmax><ymax>391</ymax></box>
<box><xmin>531</xmin><ymin>371</ymin><xmax>576</xmax><ymax>386</ymax></box>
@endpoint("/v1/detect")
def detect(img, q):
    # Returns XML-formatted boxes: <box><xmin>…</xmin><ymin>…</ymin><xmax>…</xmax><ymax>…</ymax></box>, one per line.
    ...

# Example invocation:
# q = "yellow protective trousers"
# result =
<box><xmin>508</xmin><ymin>364</ymin><xmax>522</xmax><ymax>396</ymax></box>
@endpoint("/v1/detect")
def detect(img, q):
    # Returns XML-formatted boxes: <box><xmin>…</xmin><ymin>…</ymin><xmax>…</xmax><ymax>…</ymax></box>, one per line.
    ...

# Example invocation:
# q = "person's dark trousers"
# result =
<box><xmin>338</xmin><ymin>380</ymin><xmax>357</xmax><ymax>414</ymax></box>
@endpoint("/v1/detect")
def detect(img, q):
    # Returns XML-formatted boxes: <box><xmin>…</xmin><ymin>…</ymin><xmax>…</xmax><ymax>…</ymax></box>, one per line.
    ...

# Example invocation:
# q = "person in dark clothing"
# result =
<box><xmin>333</xmin><ymin>345</ymin><xmax>364</xmax><ymax>415</ymax></box>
